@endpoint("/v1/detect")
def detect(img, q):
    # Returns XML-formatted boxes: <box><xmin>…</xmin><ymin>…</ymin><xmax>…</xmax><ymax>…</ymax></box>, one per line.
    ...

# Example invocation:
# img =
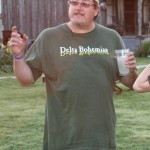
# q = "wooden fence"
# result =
<box><xmin>2</xmin><ymin>0</ymin><xmax>69</xmax><ymax>39</ymax></box>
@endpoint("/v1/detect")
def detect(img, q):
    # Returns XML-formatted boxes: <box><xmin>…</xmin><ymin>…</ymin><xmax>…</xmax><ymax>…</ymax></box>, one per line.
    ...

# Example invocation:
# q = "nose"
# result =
<box><xmin>76</xmin><ymin>3</ymin><xmax>83</xmax><ymax>8</ymax></box>
<box><xmin>75</xmin><ymin>3</ymin><xmax>84</xmax><ymax>10</ymax></box>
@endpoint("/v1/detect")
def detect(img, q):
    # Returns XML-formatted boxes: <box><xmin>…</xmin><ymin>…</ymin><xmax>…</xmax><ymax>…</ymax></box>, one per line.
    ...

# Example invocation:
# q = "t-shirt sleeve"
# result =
<box><xmin>25</xmin><ymin>40</ymin><xmax>42</xmax><ymax>81</ymax></box>
<box><xmin>114</xmin><ymin>31</ymin><xmax>126</xmax><ymax>50</ymax></box>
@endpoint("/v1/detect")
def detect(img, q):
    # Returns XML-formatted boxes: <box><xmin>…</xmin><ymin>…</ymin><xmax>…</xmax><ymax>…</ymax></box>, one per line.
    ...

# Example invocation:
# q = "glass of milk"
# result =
<box><xmin>115</xmin><ymin>49</ymin><xmax>130</xmax><ymax>76</ymax></box>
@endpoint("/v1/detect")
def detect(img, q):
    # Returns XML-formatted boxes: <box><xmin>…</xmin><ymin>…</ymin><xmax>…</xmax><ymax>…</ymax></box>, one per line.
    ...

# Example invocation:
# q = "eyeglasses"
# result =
<box><xmin>68</xmin><ymin>1</ymin><xmax>95</xmax><ymax>8</ymax></box>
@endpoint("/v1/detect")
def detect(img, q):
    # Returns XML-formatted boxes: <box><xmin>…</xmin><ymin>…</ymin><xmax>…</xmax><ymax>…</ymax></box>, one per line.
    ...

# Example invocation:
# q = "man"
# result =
<box><xmin>10</xmin><ymin>0</ymin><xmax>138</xmax><ymax>149</ymax></box>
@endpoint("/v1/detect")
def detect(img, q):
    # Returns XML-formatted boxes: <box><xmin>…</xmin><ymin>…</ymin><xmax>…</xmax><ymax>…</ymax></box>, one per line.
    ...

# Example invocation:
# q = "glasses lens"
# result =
<box><xmin>68</xmin><ymin>1</ymin><xmax>94</xmax><ymax>8</ymax></box>
<box><xmin>69</xmin><ymin>1</ymin><xmax>79</xmax><ymax>6</ymax></box>
<box><xmin>81</xmin><ymin>3</ymin><xmax>90</xmax><ymax>8</ymax></box>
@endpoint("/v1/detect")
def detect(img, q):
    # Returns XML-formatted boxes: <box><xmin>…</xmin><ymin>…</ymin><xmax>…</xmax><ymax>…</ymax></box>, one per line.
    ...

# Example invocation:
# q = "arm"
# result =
<box><xmin>118</xmin><ymin>51</ymin><xmax>138</xmax><ymax>89</ymax></box>
<box><xmin>133</xmin><ymin>64</ymin><xmax>150</xmax><ymax>92</ymax></box>
<box><xmin>13</xmin><ymin>59</ymin><xmax>34</xmax><ymax>86</ymax></box>
<box><xmin>119</xmin><ymin>68</ymin><xmax>138</xmax><ymax>89</ymax></box>
<box><xmin>10</xmin><ymin>26</ymin><xmax>34</xmax><ymax>86</ymax></box>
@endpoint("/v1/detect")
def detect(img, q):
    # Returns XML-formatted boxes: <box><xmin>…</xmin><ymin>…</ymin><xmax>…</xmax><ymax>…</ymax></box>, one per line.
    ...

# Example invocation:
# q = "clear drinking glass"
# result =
<box><xmin>115</xmin><ymin>49</ymin><xmax>130</xmax><ymax>76</ymax></box>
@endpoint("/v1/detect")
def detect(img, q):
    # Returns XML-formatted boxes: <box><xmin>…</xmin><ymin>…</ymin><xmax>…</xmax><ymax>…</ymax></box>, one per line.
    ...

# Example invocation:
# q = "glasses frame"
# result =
<box><xmin>68</xmin><ymin>1</ymin><xmax>95</xmax><ymax>8</ymax></box>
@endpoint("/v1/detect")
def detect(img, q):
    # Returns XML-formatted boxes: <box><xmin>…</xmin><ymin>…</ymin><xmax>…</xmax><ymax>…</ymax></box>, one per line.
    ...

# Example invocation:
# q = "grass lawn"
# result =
<box><xmin>0</xmin><ymin>78</ymin><xmax>45</xmax><ymax>150</ymax></box>
<box><xmin>114</xmin><ymin>85</ymin><xmax>150</xmax><ymax>149</ymax></box>
<box><xmin>136</xmin><ymin>57</ymin><xmax>150</xmax><ymax>66</ymax></box>
<box><xmin>0</xmin><ymin>57</ymin><xmax>150</xmax><ymax>150</ymax></box>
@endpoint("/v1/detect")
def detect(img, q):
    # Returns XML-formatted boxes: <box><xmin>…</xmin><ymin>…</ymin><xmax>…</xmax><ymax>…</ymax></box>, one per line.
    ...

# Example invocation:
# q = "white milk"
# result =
<box><xmin>117</xmin><ymin>56</ymin><xmax>129</xmax><ymax>76</ymax></box>
<box><xmin>115</xmin><ymin>49</ymin><xmax>130</xmax><ymax>76</ymax></box>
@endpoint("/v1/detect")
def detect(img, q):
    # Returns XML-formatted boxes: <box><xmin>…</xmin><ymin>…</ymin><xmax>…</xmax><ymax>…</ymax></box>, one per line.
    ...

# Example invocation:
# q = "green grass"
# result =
<box><xmin>0</xmin><ymin>57</ymin><xmax>150</xmax><ymax>150</ymax></box>
<box><xmin>114</xmin><ymin>85</ymin><xmax>150</xmax><ymax>149</ymax></box>
<box><xmin>0</xmin><ymin>78</ymin><xmax>45</xmax><ymax>150</ymax></box>
<box><xmin>136</xmin><ymin>57</ymin><xmax>150</xmax><ymax>66</ymax></box>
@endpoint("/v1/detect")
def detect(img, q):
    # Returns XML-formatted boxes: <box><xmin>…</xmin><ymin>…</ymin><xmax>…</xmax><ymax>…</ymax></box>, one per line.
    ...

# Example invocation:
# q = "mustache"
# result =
<box><xmin>73</xmin><ymin>11</ymin><xmax>84</xmax><ymax>16</ymax></box>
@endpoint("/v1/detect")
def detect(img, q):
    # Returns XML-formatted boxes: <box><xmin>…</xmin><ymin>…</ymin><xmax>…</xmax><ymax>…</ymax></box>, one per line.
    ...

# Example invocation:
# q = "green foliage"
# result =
<box><xmin>135</xmin><ymin>41</ymin><xmax>150</xmax><ymax>57</ymax></box>
<box><xmin>0</xmin><ymin>44</ymin><xmax>13</xmax><ymax>73</ymax></box>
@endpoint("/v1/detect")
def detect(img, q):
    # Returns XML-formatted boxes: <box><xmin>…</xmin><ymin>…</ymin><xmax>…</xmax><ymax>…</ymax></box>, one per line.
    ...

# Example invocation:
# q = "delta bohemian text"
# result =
<box><xmin>60</xmin><ymin>46</ymin><xmax>109</xmax><ymax>56</ymax></box>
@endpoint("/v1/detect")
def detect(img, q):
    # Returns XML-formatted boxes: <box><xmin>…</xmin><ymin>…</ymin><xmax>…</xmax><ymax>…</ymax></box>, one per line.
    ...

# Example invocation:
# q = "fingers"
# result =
<box><xmin>125</xmin><ymin>52</ymin><xmax>136</xmax><ymax>68</ymax></box>
<box><xmin>9</xmin><ymin>34</ymin><xmax>23</xmax><ymax>46</ymax></box>
<box><xmin>9</xmin><ymin>26</ymin><xmax>28</xmax><ymax>55</ymax></box>
<box><xmin>126</xmin><ymin>60</ymin><xmax>136</xmax><ymax>68</ymax></box>
<box><xmin>11</xmin><ymin>26</ymin><xmax>27</xmax><ymax>39</ymax></box>
<box><xmin>12</xmin><ymin>26</ymin><xmax>17</xmax><ymax>32</ymax></box>
<box><xmin>127</xmin><ymin>52</ymin><xmax>135</xmax><ymax>61</ymax></box>
<box><xmin>11</xmin><ymin>30</ymin><xmax>22</xmax><ymax>39</ymax></box>
<box><xmin>22</xmin><ymin>34</ymin><xmax>28</xmax><ymax>41</ymax></box>
<box><xmin>10</xmin><ymin>26</ymin><xmax>28</xmax><ymax>45</ymax></box>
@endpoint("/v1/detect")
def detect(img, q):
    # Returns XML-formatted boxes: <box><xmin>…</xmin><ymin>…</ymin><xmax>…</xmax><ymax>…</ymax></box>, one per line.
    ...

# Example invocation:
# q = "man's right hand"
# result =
<box><xmin>9</xmin><ymin>26</ymin><xmax>28</xmax><ymax>57</ymax></box>
<box><xmin>10</xmin><ymin>26</ymin><xmax>35</xmax><ymax>86</ymax></box>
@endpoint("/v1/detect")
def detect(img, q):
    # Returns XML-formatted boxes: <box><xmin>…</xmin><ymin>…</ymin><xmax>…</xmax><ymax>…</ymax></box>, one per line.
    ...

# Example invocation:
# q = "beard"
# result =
<box><xmin>69</xmin><ymin>11</ymin><xmax>86</xmax><ymax>26</ymax></box>
<box><xmin>70</xmin><ymin>18</ymin><xmax>86</xmax><ymax>26</ymax></box>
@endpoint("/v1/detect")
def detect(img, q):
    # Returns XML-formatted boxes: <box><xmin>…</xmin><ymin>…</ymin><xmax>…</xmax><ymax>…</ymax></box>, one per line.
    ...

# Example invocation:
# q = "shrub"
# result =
<box><xmin>0</xmin><ymin>43</ymin><xmax>13</xmax><ymax>73</ymax></box>
<box><xmin>0</xmin><ymin>39</ymin><xmax>35</xmax><ymax>73</ymax></box>
<box><xmin>135</xmin><ymin>41</ymin><xmax>150</xmax><ymax>57</ymax></box>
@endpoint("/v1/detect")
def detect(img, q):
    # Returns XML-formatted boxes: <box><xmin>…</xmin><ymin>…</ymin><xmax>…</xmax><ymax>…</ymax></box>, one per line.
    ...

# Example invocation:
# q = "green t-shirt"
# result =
<box><xmin>26</xmin><ymin>23</ymin><xmax>125</xmax><ymax>150</ymax></box>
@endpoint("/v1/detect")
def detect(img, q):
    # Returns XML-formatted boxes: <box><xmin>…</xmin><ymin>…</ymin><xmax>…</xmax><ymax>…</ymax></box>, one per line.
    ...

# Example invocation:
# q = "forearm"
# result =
<box><xmin>13</xmin><ymin>58</ymin><xmax>34</xmax><ymax>86</ymax></box>
<box><xmin>119</xmin><ymin>68</ymin><xmax>138</xmax><ymax>89</ymax></box>
<box><xmin>133</xmin><ymin>64</ymin><xmax>150</xmax><ymax>92</ymax></box>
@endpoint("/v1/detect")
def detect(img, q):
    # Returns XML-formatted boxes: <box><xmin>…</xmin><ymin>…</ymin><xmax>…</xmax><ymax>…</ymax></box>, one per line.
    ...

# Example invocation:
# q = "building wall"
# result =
<box><xmin>0</xmin><ymin>0</ymin><xmax>4</xmax><ymax>41</ymax></box>
<box><xmin>0</xmin><ymin>0</ymin><xmax>1</xmax><ymax>14</ymax></box>
<box><xmin>1</xmin><ymin>0</ymin><xmax>69</xmax><ymax>39</ymax></box>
